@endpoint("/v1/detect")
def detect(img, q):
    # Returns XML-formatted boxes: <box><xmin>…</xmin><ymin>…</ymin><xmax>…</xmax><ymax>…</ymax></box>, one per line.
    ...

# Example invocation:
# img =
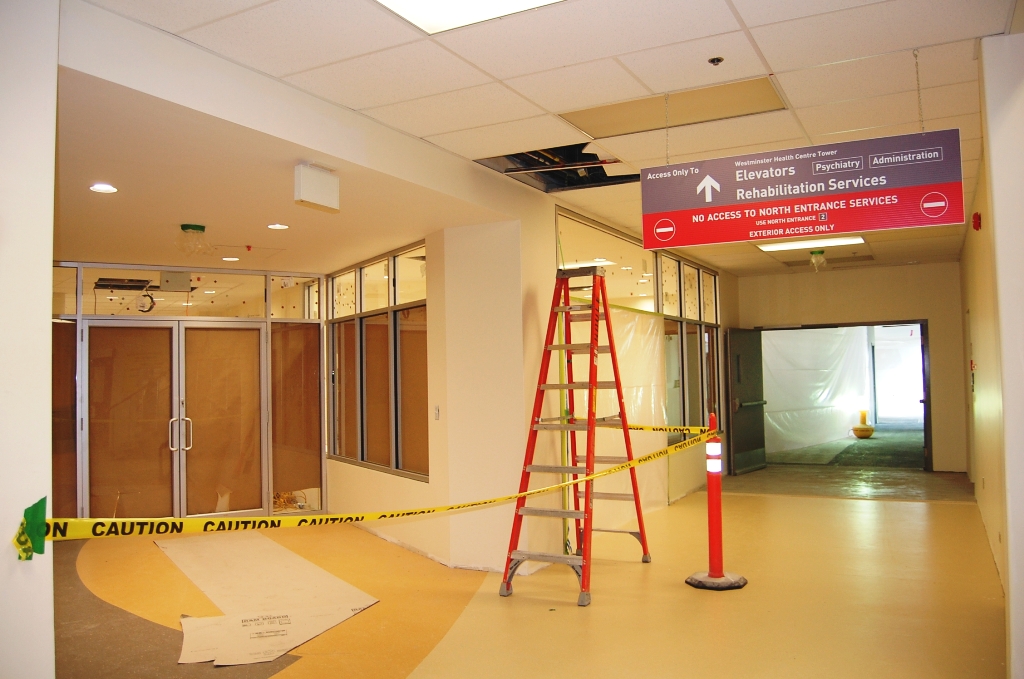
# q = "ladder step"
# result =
<box><xmin>540</xmin><ymin>382</ymin><xmax>617</xmax><ymax>390</ymax></box>
<box><xmin>553</xmin><ymin>305</ymin><xmax>592</xmax><ymax>312</ymax></box>
<box><xmin>569</xmin><ymin>313</ymin><xmax>606</xmax><ymax>322</ymax></box>
<box><xmin>519</xmin><ymin>507</ymin><xmax>585</xmax><ymax>520</ymax></box>
<box><xmin>557</xmin><ymin>267</ymin><xmax>604</xmax><ymax>279</ymax></box>
<box><xmin>533</xmin><ymin>423</ymin><xmax>589</xmax><ymax>431</ymax></box>
<box><xmin>510</xmin><ymin>550</ymin><xmax>583</xmax><ymax>566</ymax></box>
<box><xmin>577</xmin><ymin>491</ymin><xmax>636</xmax><ymax>501</ymax></box>
<box><xmin>546</xmin><ymin>344</ymin><xmax>611</xmax><ymax>353</ymax></box>
<box><xmin>595</xmin><ymin>416</ymin><xmax>622</xmax><ymax>426</ymax></box>
<box><xmin>526</xmin><ymin>465</ymin><xmax>588</xmax><ymax>475</ymax></box>
<box><xmin>592</xmin><ymin>456</ymin><xmax>629</xmax><ymax>464</ymax></box>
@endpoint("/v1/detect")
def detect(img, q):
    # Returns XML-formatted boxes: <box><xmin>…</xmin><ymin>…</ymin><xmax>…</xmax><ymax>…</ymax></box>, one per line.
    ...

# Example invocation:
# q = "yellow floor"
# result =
<box><xmin>75</xmin><ymin>491</ymin><xmax>1005</xmax><ymax>678</ymax></box>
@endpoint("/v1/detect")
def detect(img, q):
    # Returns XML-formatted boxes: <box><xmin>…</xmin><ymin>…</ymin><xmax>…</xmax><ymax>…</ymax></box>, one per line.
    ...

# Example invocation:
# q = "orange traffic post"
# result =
<box><xmin>686</xmin><ymin>413</ymin><xmax>747</xmax><ymax>591</ymax></box>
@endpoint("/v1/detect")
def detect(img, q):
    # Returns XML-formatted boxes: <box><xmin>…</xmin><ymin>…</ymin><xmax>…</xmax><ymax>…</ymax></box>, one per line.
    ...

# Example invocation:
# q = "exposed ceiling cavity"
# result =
<box><xmin>475</xmin><ymin>142</ymin><xmax>640</xmax><ymax>193</ymax></box>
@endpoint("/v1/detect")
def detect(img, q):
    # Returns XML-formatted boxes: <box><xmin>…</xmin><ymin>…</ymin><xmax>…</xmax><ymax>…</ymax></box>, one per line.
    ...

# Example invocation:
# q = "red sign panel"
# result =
<box><xmin>640</xmin><ymin>130</ymin><xmax>964</xmax><ymax>249</ymax></box>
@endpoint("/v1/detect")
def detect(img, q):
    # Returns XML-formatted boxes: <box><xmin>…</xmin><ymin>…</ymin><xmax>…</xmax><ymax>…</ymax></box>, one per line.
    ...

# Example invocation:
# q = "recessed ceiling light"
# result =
<box><xmin>375</xmin><ymin>0</ymin><xmax>563</xmax><ymax>34</ymax></box>
<box><xmin>90</xmin><ymin>183</ymin><xmax>117</xmax><ymax>193</ymax></box>
<box><xmin>204</xmin><ymin>290</ymin><xmax>216</xmax><ymax>294</ymax></box>
<box><xmin>222</xmin><ymin>257</ymin><xmax>239</xmax><ymax>262</ymax></box>
<box><xmin>757</xmin><ymin>236</ymin><xmax>865</xmax><ymax>252</ymax></box>
<box><xmin>708</xmin><ymin>56</ymin><xmax>725</xmax><ymax>66</ymax></box>
<box><xmin>268</xmin><ymin>223</ymin><xmax>289</xmax><ymax>230</ymax></box>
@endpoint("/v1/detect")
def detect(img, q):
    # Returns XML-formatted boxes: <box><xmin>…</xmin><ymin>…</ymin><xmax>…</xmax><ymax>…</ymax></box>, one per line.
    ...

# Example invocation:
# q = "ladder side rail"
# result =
<box><xmin>501</xmin><ymin>278</ymin><xmax>567</xmax><ymax>586</ymax></box>
<box><xmin>562</xmin><ymin>281</ymin><xmax>584</xmax><ymax>551</ymax></box>
<box><xmin>580</xmin><ymin>273</ymin><xmax>603</xmax><ymax>602</ymax></box>
<box><xmin>599</xmin><ymin>277</ymin><xmax>652</xmax><ymax>560</ymax></box>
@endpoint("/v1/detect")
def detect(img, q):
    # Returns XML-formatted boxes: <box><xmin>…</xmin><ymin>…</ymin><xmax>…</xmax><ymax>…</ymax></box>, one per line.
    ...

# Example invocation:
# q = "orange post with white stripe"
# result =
<box><xmin>686</xmin><ymin>413</ymin><xmax>747</xmax><ymax>591</ymax></box>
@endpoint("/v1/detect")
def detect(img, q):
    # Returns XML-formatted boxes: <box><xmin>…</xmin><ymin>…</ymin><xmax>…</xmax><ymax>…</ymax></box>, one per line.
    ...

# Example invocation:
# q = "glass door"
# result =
<box><xmin>84</xmin><ymin>320</ymin><xmax>267</xmax><ymax>518</ymax></box>
<box><xmin>180</xmin><ymin>323</ymin><xmax>266</xmax><ymax>517</ymax></box>
<box><xmin>85</xmin><ymin>322</ymin><xmax>178</xmax><ymax>518</ymax></box>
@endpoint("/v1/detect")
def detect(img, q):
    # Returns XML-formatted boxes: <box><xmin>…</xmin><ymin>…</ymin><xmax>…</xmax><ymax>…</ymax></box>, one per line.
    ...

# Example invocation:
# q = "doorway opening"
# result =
<box><xmin>726</xmin><ymin>321</ymin><xmax>932</xmax><ymax>474</ymax></box>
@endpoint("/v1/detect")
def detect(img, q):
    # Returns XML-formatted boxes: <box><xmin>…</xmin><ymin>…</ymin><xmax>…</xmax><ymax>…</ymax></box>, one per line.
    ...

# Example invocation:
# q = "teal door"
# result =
<box><xmin>726</xmin><ymin>329</ymin><xmax>767</xmax><ymax>475</ymax></box>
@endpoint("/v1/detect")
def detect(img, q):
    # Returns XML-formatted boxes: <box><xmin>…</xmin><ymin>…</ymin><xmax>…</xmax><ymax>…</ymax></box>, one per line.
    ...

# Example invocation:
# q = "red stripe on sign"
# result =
<box><xmin>642</xmin><ymin>181</ymin><xmax>964</xmax><ymax>249</ymax></box>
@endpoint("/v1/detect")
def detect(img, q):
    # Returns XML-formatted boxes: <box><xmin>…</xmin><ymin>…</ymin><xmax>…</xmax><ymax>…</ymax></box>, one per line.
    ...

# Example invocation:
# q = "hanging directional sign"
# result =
<box><xmin>640</xmin><ymin>129</ymin><xmax>964</xmax><ymax>249</ymax></box>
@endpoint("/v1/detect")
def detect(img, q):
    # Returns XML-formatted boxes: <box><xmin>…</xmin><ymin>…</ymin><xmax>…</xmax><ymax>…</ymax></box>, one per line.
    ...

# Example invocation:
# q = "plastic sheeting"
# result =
<box><xmin>762</xmin><ymin>327</ymin><xmax>871</xmax><ymax>453</ymax></box>
<box><xmin>873</xmin><ymin>324</ymin><xmax>924</xmax><ymax>423</ymax></box>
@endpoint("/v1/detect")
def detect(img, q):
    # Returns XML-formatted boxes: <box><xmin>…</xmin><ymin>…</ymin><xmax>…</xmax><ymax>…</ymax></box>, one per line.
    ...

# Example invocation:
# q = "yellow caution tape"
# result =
<box><xmin>45</xmin><ymin>428</ymin><xmax>713</xmax><ymax>542</ymax></box>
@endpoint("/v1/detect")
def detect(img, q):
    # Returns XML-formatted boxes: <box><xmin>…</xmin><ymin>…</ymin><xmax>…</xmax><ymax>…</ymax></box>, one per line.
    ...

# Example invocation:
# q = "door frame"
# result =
<box><xmin>757</xmin><ymin>318</ymin><xmax>933</xmax><ymax>472</ymax></box>
<box><xmin>81</xmin><ymin>318</ymin><xmax>272</xmax><ymax>519</ymax></box>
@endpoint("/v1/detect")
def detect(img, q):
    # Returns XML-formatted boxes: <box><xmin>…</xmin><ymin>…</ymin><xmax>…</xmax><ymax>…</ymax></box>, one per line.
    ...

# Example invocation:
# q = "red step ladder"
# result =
<box><xmin>499</xmin><ymin>266</ymin><xmax>650</xmax><ymax>607</ymax></box>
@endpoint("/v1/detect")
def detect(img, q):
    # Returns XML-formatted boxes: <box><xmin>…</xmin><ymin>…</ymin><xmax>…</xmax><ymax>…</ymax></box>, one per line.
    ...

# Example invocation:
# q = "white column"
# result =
<box><xmin>981</xmin><ymin>31</ymin><xmax>1024</xmax><ymax>679</ymax></box>
<box><xmin>0</xmin><ymin>0</ymin><xmax>59</xmax><ymax>675</ymax></box>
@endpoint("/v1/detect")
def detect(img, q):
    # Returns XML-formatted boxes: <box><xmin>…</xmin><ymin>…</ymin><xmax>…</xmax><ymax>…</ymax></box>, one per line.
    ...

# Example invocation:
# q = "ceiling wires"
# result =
<box><xmin>913</xmin><ymin>48</ymin><xmax>925</xmax><ymax>133</ymax></box>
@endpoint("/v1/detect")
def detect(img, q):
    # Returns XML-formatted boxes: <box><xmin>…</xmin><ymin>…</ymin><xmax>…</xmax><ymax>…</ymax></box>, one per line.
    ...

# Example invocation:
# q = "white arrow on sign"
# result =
<box><xmin>696</xmin><ymin>174</ymin><xmax>720</xmax><ymax>203</ymax></box>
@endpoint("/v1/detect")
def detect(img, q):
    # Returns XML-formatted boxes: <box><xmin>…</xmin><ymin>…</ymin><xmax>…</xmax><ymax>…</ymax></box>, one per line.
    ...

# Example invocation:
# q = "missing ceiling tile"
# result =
<box><xmin>475</xmin><ymin>142</ymin><xmax>639</xmax><ymax>193</ymax></box>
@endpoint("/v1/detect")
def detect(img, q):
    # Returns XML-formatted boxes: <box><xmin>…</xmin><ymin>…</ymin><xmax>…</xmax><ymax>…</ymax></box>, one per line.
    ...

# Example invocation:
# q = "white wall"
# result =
<box><xmin>0</xmin><ymin>1</ymin><xmax>59</xmax><ymax>676</ymax></box>
<box><xmin>980</xmin><ymin>32</ymin><xmax>1024</xmax><ymax>678</ymax></box>
<box><xmin>738</xmin><ymin>263</ymin><xmax>968</xmax><ymax>472</ymax></box>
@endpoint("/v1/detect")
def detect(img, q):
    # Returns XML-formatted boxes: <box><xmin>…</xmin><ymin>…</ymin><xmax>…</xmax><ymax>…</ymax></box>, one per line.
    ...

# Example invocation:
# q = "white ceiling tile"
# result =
<box><xmin>749</xmin><ymin>0</ymin><xmax>1013</xmax><ymax>72</ymax></box>
<box><xmin>85</xmin><ymin>0</ymin><xmax>269</xmax><ymax>33</ymax></box>
<box><xmin>775</xmin><ymin>52</ymin><xmax>916</xmax><ymax>108</ymax></box>
<box><xmin>285</xmin><ymin>41</ymin><xmax>491</xmax><ymax>110</ymax></box>
<box><xmin>424</xmin><ymin>115</ymin><xmax>589</xmax><ymax>159</ymax></box>
<box><xmin>926</xmin><ymin>113</ymin><xmax>981</xmax><ymax>139</ymax></box>
<box><xmin>917</xmin><ymin>40</ymin><xmax>979</xmax><ymax>88</ymax></box>
<box><xmin>962</xmin><ymin>159</ymin><xmax>980</xmax><ymax>179</ymax></box>
<box><xmin>562</xmin><ymin>182</ymin><xmax>642</xmax><ymax>207</ymax></box>
<box><xmin>922</xmin><ymin>81</ymin><xmax>981</xmax><ymax>120</ymax></box>
<box><xmin>732</xmin><ymin>0</ymin><xmax>887</xmax><ymax>28</ymax></box>
<box><xmin>961</xmin><ymin>137</ymin><xmax>982</xmax><ymax>161</ymax></box>
<box><xmin>363</xmin><ymin>83</ymin><xmax>544</xmax><ymax>137</ymax></box>
<box><xmin>181</xmin><ymin>0</ymin><xmax>423</xmax><ymax>77</ymax></box>
<box><xmin>795</xmin><ymin>91</ymin><xmax>919</xmax><ymax>137</ymax></box>
<box><xmin>434</xmin><ymin>0</ymin><xmax>738</xmax><ymax>80</ymax></box>
<box><xmin>504</xmin><ymin>59</ymin><xmax>651</xmax><ymax>113</ymax></box>
<box><xmin>618</xmin><ymin>32</ymin><xmax>765</xmax><ymax>94</ymax></box>
<box><xmin>810</xmin><ymin>122</ymin><xmax>921</xmax><ymax>145</ymax></box>
<box><xmin>603</xmin><ymin>110</ymin><xmax>804</xmax><ymax>164</ymax></box>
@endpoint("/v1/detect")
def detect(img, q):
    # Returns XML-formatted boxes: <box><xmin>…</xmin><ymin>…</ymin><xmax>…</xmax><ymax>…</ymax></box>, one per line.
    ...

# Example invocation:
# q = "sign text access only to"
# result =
<box><xmin>640</xmin><ymin>129</ymin><xmax>964</xmax><ymax>249</ymax></box>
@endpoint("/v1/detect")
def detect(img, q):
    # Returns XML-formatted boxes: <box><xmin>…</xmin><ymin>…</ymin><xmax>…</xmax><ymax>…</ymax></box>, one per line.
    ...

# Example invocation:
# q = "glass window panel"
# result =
<box><xmin>52</xmin><ymin>321</ymin><xmax>78</xmax><ymax>518</ymax></box>
<box><xmin>334</xmin><ymin>321</ymin><xmax>359</xmax><ymax>459</ymax></box>
<box><xmin>272</xmin><ymin>323</ymin><xmax>322</xmax><ymax>513</ymax></box>
<box><xmin>271</xmin><ymin>276</ymin><xmax>319</xmax><ymax>319</ymax></box>
<box><xmin>332</xmin><ymin>271</ymin><xmax>356</xmax><ymax>318</ymax></box>
<box><xmin>362</xmin><ymin>260</ymin><xmax>390</xmax><ymax>312</ymax></box>
<box><xmin>702</xmin><ymin>271</ymin><xmax>718</xmax><ymax>324</ymax></box>
<box><xmin>664</xmin><ymin>320</ymin><xmax>683</xmax><ymax>445</ymax></box>
<box><xmin>683</xmin><ymin>265</ymin><xmax>700</xmax><ymax>321</ymax></box>
<box><xmin>88</xmin><ymin>326</ymin><xmax>174</xmax><ymax>518</ymax></box>
<box><xmin>53</xmin><ymin>266</ymin><xmax>77</xmax><ymax>316</ymax></box>
<box><xmin>703</xmin><ymin>326</ymin><xmax>720</xmax><ymax>425</ymax></box>
<box><xmin>557</xmin><ymin>214</ymin><xmax>655</xmax><ymax>312</ymax></box>
<box><xmin>661</xmin><ymin>257</ymin><xmax>680</xmax><ymax>317</ymax></box>
<box><xmin>685</xmin><ymin>323</ymin><xmax>703</xmax><ymax>426</ymax></box>
<box><xmin>397</xmin><ymin>306</ymin><xmax>428</xmax><ymax>474</ymax></box>
<box><xmin>397</xmin><ymin>247</ymin><xmax>427</xmax><ymax>304</ymax></box>
<box><xmin>83</xmin><ymin>268</ymin><xmax>265</xmax><ymax>318</ymax></box>
<box><xmin>185</xmin><ymin>328</ymin><xmax>263</xmax><ymax>515</ymax></box>
<box><xmin>362</xmin><ymin>314</ymin><xmax>392</xmax><ymax>466</ymax></box>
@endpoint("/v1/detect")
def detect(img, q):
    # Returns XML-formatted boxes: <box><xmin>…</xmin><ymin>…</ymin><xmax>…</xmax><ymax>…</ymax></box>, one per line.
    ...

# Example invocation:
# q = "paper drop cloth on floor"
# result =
<box><xmin>155</xmin><ymin>530</ymin><xmax>377</xmax><ymax>666</ymax></box>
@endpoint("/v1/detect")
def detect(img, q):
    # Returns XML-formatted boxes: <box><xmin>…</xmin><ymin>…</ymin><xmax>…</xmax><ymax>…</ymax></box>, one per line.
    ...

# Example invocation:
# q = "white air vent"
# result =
<box><xmin>295</xmin><ymin>164</ymin><xmax>340</xmax><ymax>211</ymax></box>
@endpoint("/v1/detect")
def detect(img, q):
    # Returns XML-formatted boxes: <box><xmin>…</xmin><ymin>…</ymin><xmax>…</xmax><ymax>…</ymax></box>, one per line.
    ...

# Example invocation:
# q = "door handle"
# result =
<box><xmin>739</xmin><ymin>400</ymin><xmax>767</xmax><ymax>408</ymax></box>
<box><xmin>184</xmin><ymin>417</ymin><xmax>194</xmax><ymax>451</ymax></box>
<box><xmin>168</xmin><ymin>417</ymin><xmax>179</xmax><ymax>452</ymax></box>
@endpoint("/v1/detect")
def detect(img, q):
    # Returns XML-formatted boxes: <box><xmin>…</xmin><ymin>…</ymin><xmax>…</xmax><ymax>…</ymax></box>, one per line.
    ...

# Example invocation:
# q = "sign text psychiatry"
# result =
<box><xmin>640</xmin><ymin>129</ymin><xmax>963</xmax><ymax>248</ymax></box>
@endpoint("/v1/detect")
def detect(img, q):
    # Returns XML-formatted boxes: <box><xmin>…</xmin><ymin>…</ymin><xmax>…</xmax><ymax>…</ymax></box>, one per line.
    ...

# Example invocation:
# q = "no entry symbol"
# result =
<box><xmin>920</xmin><ymin>192</ymin><xmax>949</xmax><ymax>218</ymax></box>
<box><xmin>653</xmin><ymin>218</ymin><xmax>676</xmax><ymax>242</ymax></box>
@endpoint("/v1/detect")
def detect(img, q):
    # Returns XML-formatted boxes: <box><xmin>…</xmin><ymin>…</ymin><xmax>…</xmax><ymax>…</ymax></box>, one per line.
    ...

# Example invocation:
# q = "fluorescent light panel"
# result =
<box><xmin>375</xmin><ymin>0</ymin><xmax>563</xmax><ymax>34</ymax></box>
<box><xmin>757</xmin><ymin>236</ymin><xmax>865</xmax><ymax>252</ymax></box>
